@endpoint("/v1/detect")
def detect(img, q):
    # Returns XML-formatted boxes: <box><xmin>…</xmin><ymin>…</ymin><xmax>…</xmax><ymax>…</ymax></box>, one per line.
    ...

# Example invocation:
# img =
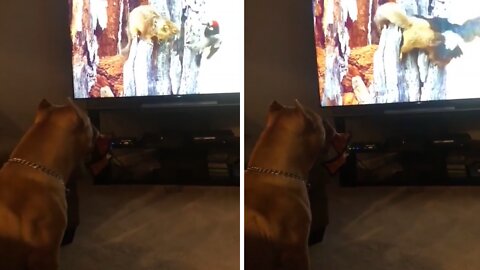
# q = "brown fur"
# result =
<box><xmin>375</xmin><ymin>2</ymin><xmax>447</xmax><ymax>66</ymax></box>
<box><xmin>245</xmin><ymin>100</ymin><xmax>327</xmax><ymax>270</ymax></box>
<box><xmin>0</xmin><ymin>99</ymin><xmax>95</xmax><ymax>270</ymax></box>
<box><xmin>122</xmin><ymin>5</ymin><xmax>179</xmax><ymax>56</ymax></box>
<box><xmin>400</xmin><ymin>17</ymin><xmax>445</xmax><ymax>64</ymax></box>
<box><xmin>374</xmin><ymin>2</ymin><xmax>412</xmax><ymax>30</ymax></box>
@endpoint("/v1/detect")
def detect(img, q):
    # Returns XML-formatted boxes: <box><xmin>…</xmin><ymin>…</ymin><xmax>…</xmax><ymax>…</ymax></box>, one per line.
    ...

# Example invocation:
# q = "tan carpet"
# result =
<box><xmin>60</xmin><ymin>180</ymin><xmax>239</xmax><ymax>270</ymax></box>
<box><xmin>311</xmin><ymin>183</ymin><xmax>480</xmax><ymax>270</ymax></box>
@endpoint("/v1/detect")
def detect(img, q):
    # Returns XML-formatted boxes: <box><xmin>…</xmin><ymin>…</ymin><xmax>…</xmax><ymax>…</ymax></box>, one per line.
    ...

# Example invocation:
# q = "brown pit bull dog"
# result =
<box><xmin>0</xmin><ymin>99</ymin><xmax>96</xmax><ymax>270</ymax></box>
<box><xmin>245</xmin><ymin>100</ymin><xmax>342</xmax><ymax>270</ymax></box>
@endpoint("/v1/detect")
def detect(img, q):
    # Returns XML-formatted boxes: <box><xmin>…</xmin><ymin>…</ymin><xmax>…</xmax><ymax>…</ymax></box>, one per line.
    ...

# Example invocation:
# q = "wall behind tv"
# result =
<box><xmin>0</xmin><ymin>0</ymin><xmax>238</xmax><ymax>158</ymax></box>
<box><xmin>0</xmin><ymin>1</ymin><xmax>72</xmax><ymax>156</ymax></box>
<box><xmin>244</xmin><ymin>0</ymin><xmax>320</xmax><ymax>161</ymax></box>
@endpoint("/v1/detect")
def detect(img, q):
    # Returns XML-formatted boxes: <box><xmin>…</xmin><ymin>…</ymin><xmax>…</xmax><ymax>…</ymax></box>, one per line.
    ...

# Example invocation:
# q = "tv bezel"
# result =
<box><xmin>319</xmin><ymin>98</ymin><xmax>480</xmax><ymax>117</ymax></box>
<box><xmin>73</xmin><ymin>92</ymin><xmax>240</xmax><ymax>111</ymax></box>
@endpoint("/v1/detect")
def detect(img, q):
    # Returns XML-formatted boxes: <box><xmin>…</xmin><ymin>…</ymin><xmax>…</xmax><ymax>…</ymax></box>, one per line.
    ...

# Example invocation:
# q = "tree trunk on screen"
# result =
<box><xmin>420</xmin><ymin>0</ymin><xmax>450</xmax><ymax>101</ymax></box>
<box><xmin>323</xmin><ymin>0</ymin><xmax>358</xmax><ymax>106</ymax></box>
<box><xmin>96</xmin><ymin>0</ymin><xmax>123</xmax><ymax>57</ymax></box>
<box><xmin>122</xmin><ymin>0</ymin><xmax>207</xmax><ymax>96</ymax></box>
<box><xmin>71</xmin><ymin>0</ymin><xmax>208</xmax><ymax>98</ymax></box>
<box><xmin>71</xmin><ymin>0</ymin><xmax>101</xmax><ymax>98</ymax></box>
<box><xmin>371</xmin><ymin>0</ymin><xmax>448</xmax><ymax>103</ymax></box>
<box><xmin>347</xmin><ymin>0</ymin><xmax>370</xmax><ymax>47</ymax></box>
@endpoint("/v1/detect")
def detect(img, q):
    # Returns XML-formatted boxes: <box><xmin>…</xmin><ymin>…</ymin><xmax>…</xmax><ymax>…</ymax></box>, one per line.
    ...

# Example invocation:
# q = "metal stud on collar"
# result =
<box><xmin>6</xmin><ymin>158</ymin><xmax>68</xmax><ymax>192</ymax></box>
<box><xmin>246</xmin><ymin>166</ymin><xmax>310</xmax><ymax>187</ymax></box>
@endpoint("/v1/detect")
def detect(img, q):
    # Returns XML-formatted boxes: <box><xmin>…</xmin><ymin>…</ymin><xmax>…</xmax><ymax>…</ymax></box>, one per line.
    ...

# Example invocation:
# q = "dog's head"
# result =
<box><xmin>34</xmin><ymin>98</ymin><xmax>98</xmax><ymax>159</ymax></box>
<box><xmin>265</xmin><ymin>100</ymin><xmax>350</xmax><ymax>175</ymax></box>
<box><xmin>266</xmin><ymin>100</ymin><xmax>327</xmax><ymax>168</ymax></box>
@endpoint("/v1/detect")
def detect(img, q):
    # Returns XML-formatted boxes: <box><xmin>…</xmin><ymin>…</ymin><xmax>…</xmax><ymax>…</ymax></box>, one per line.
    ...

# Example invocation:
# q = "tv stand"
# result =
<box><xmin>92</xmin><ymin>131</ymin><xmax>240</xmax><ymax>186</ymax></box>
<box><xmin>334</xmin><ymin>113</ymin><xmax>480</xmax><ymax>186</ymax></box>
<box><xmin>339</xmin><ymin>134</ymin><xmax>480</xmax><ymax>186</ymax></box>
<box><xmin>85</xmin><ymin>102</ymin><xmax>239</xmax><ymax>186</ymax></box>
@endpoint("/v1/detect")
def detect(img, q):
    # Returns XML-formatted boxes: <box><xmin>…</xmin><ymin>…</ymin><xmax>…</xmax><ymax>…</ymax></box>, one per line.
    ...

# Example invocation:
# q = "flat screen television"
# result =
<box><xmin>69</xmin><ymin>0</ymin><xmax>242</xmax><ymax>109</ymax></box>
<box><xmin>312</xmin><ymin>0</ymin><xmax>480</xmax><ymax>116</ymax></box>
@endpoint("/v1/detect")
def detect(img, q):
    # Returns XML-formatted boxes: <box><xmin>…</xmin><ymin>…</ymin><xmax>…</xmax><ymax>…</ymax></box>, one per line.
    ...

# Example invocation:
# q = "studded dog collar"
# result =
<box><xmin>6</xmin><ymin>157</ymin><xmax>67</xmax><ymax>191</ymax></box>
<box><xmin>246</xmin><ymin>166</ymin><xmax>310</xmax><ymax>187</ymax></box>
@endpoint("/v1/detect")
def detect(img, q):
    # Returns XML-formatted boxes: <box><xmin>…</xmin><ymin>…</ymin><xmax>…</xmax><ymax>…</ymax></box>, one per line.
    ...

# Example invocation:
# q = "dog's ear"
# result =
<box><xmin>38</xmin><ymin>99</ymin><xmax>52</xmax><ymax>111</ymax></box>
<box><xmin>67</xmin><ymin>98</ymin><xmax>90</xmax><ymax>128</ymax></box>
<box><xmin>294</xmin><ymin>99</ymin><xmax>307</xmax><ymax>115</ymax></box>
<box><xmin>67</xmin><ymin>98</ymin><xmax>83</xmax><ymax>116</ymax></box>
<box><xmin>294</xmin><ymin>99</ymin><xmax>318</xmax><ymax>131</ymax></box>
<box><xmin>266</xmin><ymin>101</ymin><xmax>284</xmax><ymax>126</ymax></box>
<box><xmin>269</xmin><ymin>100</ymin><xmax>284</xmax><ymax>113</ymax></box>
<box><xmin>294</xmin><ymin>99</ymin><xmax>310</xmax><ymax>122</ymax></box>
<box><xmin>35</xmin><ymin>99</ymin><xmax>52</xmax><ymax>123</ymax></box>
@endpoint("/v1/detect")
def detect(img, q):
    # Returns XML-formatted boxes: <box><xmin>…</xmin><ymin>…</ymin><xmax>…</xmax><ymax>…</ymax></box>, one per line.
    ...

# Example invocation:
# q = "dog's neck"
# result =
<box><xmin>10</xmin><ymin>125</ymin><xmax>79</xmax><ymax>183</ymax></box>
<box><xmin>248</xmin><ymin>128</ymin><xmax>316</xmax><ymax>178</ymax></box>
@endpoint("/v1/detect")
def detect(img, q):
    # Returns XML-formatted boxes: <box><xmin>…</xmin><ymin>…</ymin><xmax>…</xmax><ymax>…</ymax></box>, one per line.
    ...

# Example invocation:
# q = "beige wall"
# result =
<box><xmin>245</xmin><ymin>0</ymin><xmax>320</xmax><ymax>161</ymax></box>
<box><xmin>0</xmin><ymin>1</ymin><xmax>72</xmax><ymax>155</ymax></box>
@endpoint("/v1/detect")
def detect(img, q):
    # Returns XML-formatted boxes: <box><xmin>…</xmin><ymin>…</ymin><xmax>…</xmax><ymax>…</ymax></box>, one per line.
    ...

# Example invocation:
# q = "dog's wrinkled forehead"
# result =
<box><xmin>35</xmin><ymin>98</ymin><xmax>92</xmax><ymax>129</ymax></box>
<box><xmin>66</xmin><ymin>98</ymin><xmax>90</xmax><ymax>123</ymax></box>
<box><xmin>267</xmin><ymin>99</ymin><xmax>323</xmax><ymax>129</ymax></box>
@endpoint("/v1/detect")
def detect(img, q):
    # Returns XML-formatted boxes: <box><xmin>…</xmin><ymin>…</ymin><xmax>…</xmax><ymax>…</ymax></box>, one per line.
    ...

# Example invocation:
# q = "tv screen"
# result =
<box><xmin>312</xmin><ymin>0</ymin><xmax>480</xmax><ymax>107</ymax></box>
<box><xmin>69</xmin><ymin>0</ymin><xmax>242</xmax><ymax>99</ymax></box>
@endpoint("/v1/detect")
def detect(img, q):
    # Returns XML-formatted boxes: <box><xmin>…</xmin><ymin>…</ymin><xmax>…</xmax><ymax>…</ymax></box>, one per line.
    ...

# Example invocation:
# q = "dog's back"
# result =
<box><xmin>0</xmin><ymin>99</ymin><xmax>94</xmax><ymax>269</ymax></box>
<box><xmin>245</xmin><ymin>100</ymin><xmax>326</xmax><ymax>270</ymax></box>
<box><xmin>0</xmin><ymin>167</ymin><xmax>67</xmax><ymax>269</ymax></box>
<box><xmin>0</xmin><ymin>183</ymin><xmax>28</xmax><ymax>270</ymax></box>
<box><xmin>245</xmin><ymin>173</ymin><xmax>312</xmax><ymax>270</ymax></box>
